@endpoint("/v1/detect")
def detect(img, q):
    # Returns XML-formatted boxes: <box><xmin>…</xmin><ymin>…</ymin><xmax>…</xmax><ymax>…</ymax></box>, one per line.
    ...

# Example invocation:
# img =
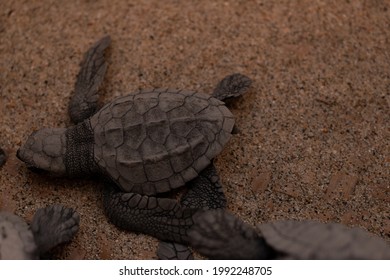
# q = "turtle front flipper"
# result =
<box><xmin>103</xmin><ymin>181</ymin><xmax>198</xmax><ymax>244</ymax></box>
<box><xmin>157</xmin><ymin>163</ymin><xmax>227</xmax><ymax>260</ymax></box>
<box><xmin>212</xmin><ymin>73</ymin><xmax>252</xmax><ymax>101</ymax></box>
<box><xmin>69</xmin><ymin>35</ymin><xmax>111</xmax><ymax>124</ymax></box>
<box><xmin>188</xmin><ymin>210</ymin><xmax>273</xmax><ymax>260</ymax></box>
<box><xmin>31</xmin><ymin>205</ymin><xmax>80</xmax><ymax>256</ymax></box>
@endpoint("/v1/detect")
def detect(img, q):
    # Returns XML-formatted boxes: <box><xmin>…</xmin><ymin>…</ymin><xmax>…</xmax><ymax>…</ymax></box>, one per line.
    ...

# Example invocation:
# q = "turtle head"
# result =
<box><xmin>17</xmin><ymin>128</ymin><xmax>67</xmax><ymax>175</ymax></box>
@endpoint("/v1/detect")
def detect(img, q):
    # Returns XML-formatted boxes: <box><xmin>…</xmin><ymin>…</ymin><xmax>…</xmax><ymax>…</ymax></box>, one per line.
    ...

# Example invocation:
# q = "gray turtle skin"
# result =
<box><xmin>0</xmin><ymin>204</ymin><xmax>80</xmax><ymax>259</ymax></box>
<box><xmin>103</xmin><ymin>162</ymin><xmax>227</xmax><ymax>255</ymax></box>
<box><xmin>155</xmin><ymin>163</ymin><xmax>227</xmax><ymax>260</ymax></box>
<box><xmin>16</xmin><ymin>36</ymin><xmax>251</xmax><ymax>250</ymax></box>
<box><xmin>188</xmin><ymin>210</ymin><xmax>390</xmax><ymax>260</ymax></box>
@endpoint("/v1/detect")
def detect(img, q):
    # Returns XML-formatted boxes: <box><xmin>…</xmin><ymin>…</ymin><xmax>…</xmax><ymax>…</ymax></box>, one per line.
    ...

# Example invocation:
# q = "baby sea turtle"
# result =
<box><xmin>17</xmin><ymin>36</ymin><xmax>251</xmax><ymax>245</ymax></box>
<box><xmin>188</xmin><ymin>210</ymin><xmax>390</xmax><ymax>259</ymax></box>
<box><xmin>0</xmin><ymin>204</ymin><xmax>79</xmax><ymax>259</ymax></box>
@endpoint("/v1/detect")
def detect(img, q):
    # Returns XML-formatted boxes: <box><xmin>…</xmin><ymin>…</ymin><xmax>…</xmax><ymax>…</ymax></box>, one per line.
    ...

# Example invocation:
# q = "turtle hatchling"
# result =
<box><xmin>17</xmin><ymin>36</ymin><xmax>252</xmax><ymax>245</ymax></box>
<box><xmin>0</xmin><ymin>204</ymin><xmax>79</xmax><ymax>259</ymax></box>
<box><xmin>187</xmin><ymin>209</ymin><xmax>390</xmax><ymax>260</ymax></box>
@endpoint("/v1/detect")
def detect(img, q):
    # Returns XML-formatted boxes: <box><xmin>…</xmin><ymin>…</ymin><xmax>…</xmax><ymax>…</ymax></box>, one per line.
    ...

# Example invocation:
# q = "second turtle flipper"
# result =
<box><xmin>31</xmin><ymin>204</ymin><xmax>80</xmax><ymax>256</ymax></box>
<box><xmin>188</xmin><ymin>210</ymin><xmax>272</xmax><ymax>260</ymax></box>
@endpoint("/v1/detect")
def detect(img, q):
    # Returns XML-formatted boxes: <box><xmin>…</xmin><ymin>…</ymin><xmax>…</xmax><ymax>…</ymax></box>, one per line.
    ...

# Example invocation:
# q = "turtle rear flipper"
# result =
<box><xmin>212</xmin><ymin>73</ymin><xmax>252</xmax><ymax>101</ymax></box>
<box><xmin>69</xmin><ymin>35</ymin><xmax>111</xmax><ymax>124</ymax></box>
<box><xmin>181</xmin><ymin>163</ymin><xmax>227</xmax><ymax>210</ymax></box>
<box><xmin>103</xmin><ymin>180</ymin><xmax>198</xmax><ymax>244</ymax></box>
<box><xmin>157</xmin><ymin>163</ymin><xmax>227</xmax><ymax>260</ymax></box>
<box><xmin>31</xmin><ymin>205</ymin><xmax>80</xmax><ymax>255</ymax></box>
<box><xmin>188</xmin><ymin>210</ymin><xmax>272</xmax><ymax>260</ymax></box>
<box><xmin>157</xmin><ymin>242</ymin><xmax>194</xmax><ymax>260</ymax></box>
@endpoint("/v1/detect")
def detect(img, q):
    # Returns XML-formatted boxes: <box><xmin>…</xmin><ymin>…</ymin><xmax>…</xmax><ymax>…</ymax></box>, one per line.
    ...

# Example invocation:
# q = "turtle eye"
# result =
<box><xmin>28</xmin><ymin>166</ymin><xmax>47</xmax><ymax>174</ymax></box>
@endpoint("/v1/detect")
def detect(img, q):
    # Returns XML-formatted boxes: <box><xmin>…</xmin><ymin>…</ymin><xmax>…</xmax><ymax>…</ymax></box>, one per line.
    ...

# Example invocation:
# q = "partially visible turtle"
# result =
<box><xmin>16</xmin><ymin>36</ymin><xmax>251</xmax><ymax>246</ymax></box>
<box><xmin>0</xmin><ymin>204</ymin><xmax>80</xmax><ymax>259</ymax></box>
<box><xmin>188</xmin><ymin>210</ymin><xmax>390</xmax><ymax>260</ymax></box>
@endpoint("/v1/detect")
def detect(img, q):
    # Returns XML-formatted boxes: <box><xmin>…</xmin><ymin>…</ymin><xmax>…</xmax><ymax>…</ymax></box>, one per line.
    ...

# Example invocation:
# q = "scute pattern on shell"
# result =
<box><xmin>90</xmin><ymin>88</ymin><xmax>234</xmax><ymax>195</ymax></box>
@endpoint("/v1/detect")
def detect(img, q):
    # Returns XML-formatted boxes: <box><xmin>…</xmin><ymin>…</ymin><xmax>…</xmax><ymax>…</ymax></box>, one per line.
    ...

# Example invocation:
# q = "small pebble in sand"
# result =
<box><xmin>0</xmin><ymin>148</ymin><xmax>7</xmax><ymax>167</ymax></box>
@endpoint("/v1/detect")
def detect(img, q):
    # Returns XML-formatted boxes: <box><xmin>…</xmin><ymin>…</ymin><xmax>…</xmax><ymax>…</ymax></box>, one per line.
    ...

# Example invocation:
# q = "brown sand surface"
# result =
<box><xmin>0</xmin><ymin>0</ymin><xmax>389</xmax><ymax>259</ymax></box>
